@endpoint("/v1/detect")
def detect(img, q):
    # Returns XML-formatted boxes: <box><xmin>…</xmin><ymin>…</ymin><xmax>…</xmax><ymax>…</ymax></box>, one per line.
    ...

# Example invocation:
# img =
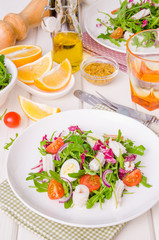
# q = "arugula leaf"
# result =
<box><xmin>116</xmin><ymin>151</ymin><xmax>125</xmax><ymax>168</ymax></box>
<box><xmin>152</xmin><ymin>0</ymin><xmax>159</xmax><ymax>3</ymax></box>
<box><xmin>0</xmin><ymin>108</ymin><xmax>7</xmax><ymax>120</ymax></box>
<box><xmin>98</xmin><ymin>33</ymin><xmax>121</xmax><ymax>47</ymax></box>
<box><xmin>49</xmin><ymin>170</ymin><xmax>63</xmax><ymax>184</ymax></box>
<box><xmin>68</xmin><ymin>170</ymin><xmax>85</xmax><ymax>178</ymax></box>
<box><xmin>87</xmin><ymin>186</ymin><xmax>109</xmax><ymax>209</ymax></box>
<box><xmin>0</xmin><ymin>55</ymin><xmax>11</xmax><ymax>90</ymax></box>
<box><xmin>4</xmin><ymin>133</ymin><xmax>18</xmax><ymax>150</ymax></box>
<box><xmin>33</xmin><ymin>179</ymin><xmax>48</xmax><ymax>192</ymax></box>
<box><xmin>116</xmin><ymin>129</ymin><xmax>122</xmax><ymax>142</ymax></box>
<box><xmin>140</xmin><ymin>175</ymin><xmax>152</xmax><ymax>188</ymax></box>
<box><xmin>38</xmin><ymin>140</ymin><xmax>47</xmax><ymax>156</ymax></box>
<box><xmin>64</xmin><ymin>198</ymin><xmax>73</xmax><ymax>209</ymax></box>
<box><xmin>126</xmin><ymin>145</ymin><xmax>145</xmax><ymax>156</ymax></box>
<box><xmin>26</xmin><ymin>171</ymin><xmax>52</xmax><ymax>181</ymax></box>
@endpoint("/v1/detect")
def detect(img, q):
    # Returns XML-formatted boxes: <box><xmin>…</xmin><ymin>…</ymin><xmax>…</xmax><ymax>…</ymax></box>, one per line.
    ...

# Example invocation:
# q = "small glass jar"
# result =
<box><xmin>80</xmin><ymin>56</ymin><xmax>119</xmax><ymax>85</ymax></box>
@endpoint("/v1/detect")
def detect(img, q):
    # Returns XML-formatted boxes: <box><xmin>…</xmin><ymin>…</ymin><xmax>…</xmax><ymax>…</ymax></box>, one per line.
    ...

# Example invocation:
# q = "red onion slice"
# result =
<box><xmin>59</xmin><ymin>177</ymin><xmax>73</xmax><ymax>203</ymax></box>
<box><xmin>102</xmin><ymin>169</ymin><xmax>113</xmax><ymax>188</ymax></box>
<box><xmin>55</xmin><ymin>142</ymin><xmax>69</xmax><ymax>161</ymax></box>
<box><xmin>124</xmin><ymin>154</ymin><xmax>136</xmax><ymax>162</ymax></box>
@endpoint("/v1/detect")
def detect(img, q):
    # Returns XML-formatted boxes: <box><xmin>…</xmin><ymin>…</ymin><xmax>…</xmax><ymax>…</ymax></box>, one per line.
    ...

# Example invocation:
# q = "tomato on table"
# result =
<box><xmin>48</xmin><ymin>179</ymin><xmax>64</xmax><ymax>200</ymax></box>
<box><xmin>4</xmin><ymin>111</ymin><xmax>21</xmax><ymax>128</ymax></box>
<box><xmin>79</xmin><ymin>174</ymin><xmax>101</xmax><ymax>192</ymax></box>
<box><xmin>111</xmin><ymin>8</ymin><xmax>119</xmax><ymax>14</ymax></box>
<box><xmin>123</xmin><ymin>169</ymin><xmax>142</xmax><ymax>187</ymax></box>
<box><xmin>46</xmin><ymin>137</ymin><xmax>64</xmax><ymax>154</ymax></box>
<box><xmin>110</xmin><ymin>27</ymin><xmax>123</xmax><ymax>39</ymax></box>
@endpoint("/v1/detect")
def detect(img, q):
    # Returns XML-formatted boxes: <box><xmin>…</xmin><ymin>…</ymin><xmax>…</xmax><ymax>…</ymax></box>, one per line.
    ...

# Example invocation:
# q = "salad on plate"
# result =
<box><xmin>26</xmin><ymin>125</ymin><xmax>151</xmax><ymax>209</ymax></box>
<box><xmin>97</xmin><ymin>0</ymin><xmax>159</xmax><ymax>47</ymax></box>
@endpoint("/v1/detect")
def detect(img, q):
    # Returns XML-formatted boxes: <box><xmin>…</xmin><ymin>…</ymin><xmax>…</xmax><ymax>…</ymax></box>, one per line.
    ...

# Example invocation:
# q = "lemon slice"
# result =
<box><xmin>0</xmin><ymin>45</ymin><xmax>42</xmax><ymax>67</ymax></box>
<box><xmin>133</xmin><ymin>86</ymin><xmax>151</xmax><ymax>97</ymax></box>
<box><xmin>34</xmin><ymin>58</ymin><xmax>72</xmax><ymax>91</ymax></box>
<box><xmin>18</xmin><ymin>96</ymin><xmax>60</xmax><ymax>121</ymax></box>
<box><xmin>17</xmin><ymin>51</ymin><xmax>53</xmax><ymax>84</ymax></box>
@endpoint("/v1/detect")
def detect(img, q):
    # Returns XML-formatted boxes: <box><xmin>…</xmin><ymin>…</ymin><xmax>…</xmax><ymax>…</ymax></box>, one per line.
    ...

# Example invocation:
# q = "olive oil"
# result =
<box><xmin>53</xmin><ymin>32</ymin><xmax>83</xmax><ymax>73</ymax></box>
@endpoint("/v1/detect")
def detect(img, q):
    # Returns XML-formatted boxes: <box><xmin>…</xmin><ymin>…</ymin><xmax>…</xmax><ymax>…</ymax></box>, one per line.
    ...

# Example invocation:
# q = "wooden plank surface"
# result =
<box><xmin>0</xmin><ymin>0</ymin><xmax>158</xmax><ymax>239</ymax></box>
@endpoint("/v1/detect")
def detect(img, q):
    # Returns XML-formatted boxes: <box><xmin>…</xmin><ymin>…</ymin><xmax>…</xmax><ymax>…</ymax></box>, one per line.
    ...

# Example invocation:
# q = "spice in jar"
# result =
<box><xmin>83</xmin><ymin>62</ymin><xmax>116</xmax><ymax>85</ymax></box>
<box><xmin>84</xmin><ymin>62</ymin><xmax>115</xmax><ymax>77</ymax></box>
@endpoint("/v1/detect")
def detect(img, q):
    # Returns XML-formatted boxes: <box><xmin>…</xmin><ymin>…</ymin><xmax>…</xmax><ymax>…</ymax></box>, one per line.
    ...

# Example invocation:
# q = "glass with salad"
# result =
<box><xmin>26</xmin><ymin>125</ymin><xmax>151</xmax><ymax>210</ymax></box>
<box><xmin>127</xmin><ymin>29</ymin><xmax>159</xmax><ymax>111</ymax></box>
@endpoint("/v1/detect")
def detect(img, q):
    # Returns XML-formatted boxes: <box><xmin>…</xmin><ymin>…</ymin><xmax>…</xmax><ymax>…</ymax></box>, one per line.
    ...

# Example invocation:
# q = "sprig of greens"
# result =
<box><xmin>4</xmin><ymin>133</ymin><xmax>18</xmax><ymax>150</ymax></box>
<box><xmin>0</xmin><ymin>108</ymin><xmax>7</xmax><ymax>120</ymax></box>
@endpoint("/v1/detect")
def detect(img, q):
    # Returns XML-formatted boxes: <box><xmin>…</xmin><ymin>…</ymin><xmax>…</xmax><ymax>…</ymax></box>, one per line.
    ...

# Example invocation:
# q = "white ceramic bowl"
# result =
<box><xmin>0</xmin><ymin>57</ymin><xmax>17</xmax><ymax>107</ymax></box>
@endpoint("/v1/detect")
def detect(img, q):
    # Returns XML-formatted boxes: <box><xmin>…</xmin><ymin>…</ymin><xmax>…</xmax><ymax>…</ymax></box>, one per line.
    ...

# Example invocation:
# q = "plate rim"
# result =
<box><xmin>6</xmin><ymin>109</ymin><xmax>159</xmax><ymax>228</ymax></box>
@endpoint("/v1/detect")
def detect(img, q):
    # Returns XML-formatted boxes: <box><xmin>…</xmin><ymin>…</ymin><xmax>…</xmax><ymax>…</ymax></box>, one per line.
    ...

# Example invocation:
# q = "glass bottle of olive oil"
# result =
<box><xmin>52</xmin><ymin>0</ymin><xmax>83</xmax><ymax>73</ymax></box>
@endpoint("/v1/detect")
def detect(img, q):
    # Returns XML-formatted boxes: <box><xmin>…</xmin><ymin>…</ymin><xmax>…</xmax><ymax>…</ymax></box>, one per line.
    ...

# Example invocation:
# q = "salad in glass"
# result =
<box><xmin>26</xmin><ymin>125</ymin><xmax>151</xmax><ymax>209</ymax></box>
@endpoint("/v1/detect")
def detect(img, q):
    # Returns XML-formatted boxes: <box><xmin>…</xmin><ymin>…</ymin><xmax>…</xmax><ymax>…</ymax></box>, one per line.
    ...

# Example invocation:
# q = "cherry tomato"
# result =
<box><xmin>46</xmin><ymin>137</ymin><xmax>64</xmax><ymax>154</ymax></box>
<box><xmin>79</xmin><ymin>174</ymin><xmax>101</xmax><ymax>192</ymax></box>
<box><xmin>111</xmin><ymin>8</ymin><xmax>119</xmax><ymax>14</ymax></box>
<box><xmin>110</xmin><ymin>27</ymin><xmax>123</xmax><ymax>40</ymax></box>
<box><xmin>48</xmin><ymin>179</ymin><xmax>64</xmax><ymax>200</ymax></box>
<box><xmin>123</xmin><ymin>169</ymin><xmax>142</xmax><ymax>187</ymax></box>
<box><xmin>4</xmin><ymin>111</ymin><xmax>21</xmax><ymax>128</ymax></box>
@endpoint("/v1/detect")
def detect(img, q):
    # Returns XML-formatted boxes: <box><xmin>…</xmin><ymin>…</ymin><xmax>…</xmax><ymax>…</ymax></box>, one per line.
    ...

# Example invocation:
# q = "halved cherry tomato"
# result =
<box><xmin>123</xmin><ymin>169</ymin><xmax>142</xmax><ymax>187</ymax></box>
<box><xmin>110</xmin><ymin>27</ymin><xmax>123</xmax><ymax>40</ymax></box>
<box><xmin>48</xmin><ymin>179</ymin><xmax>64</xmax><ymax>200</ymax></box>
<box><xmin>111</xmin><ymin>8</ymin><xmax>119</xmax><ymax>14</ymax></box>
<box><xmin>46</xmin><ymin>137</ymin><xmax>64</xmax><ymax>154</ymax></box>
<box><xmin>4</xmin><ymin>111</ymin><xmax>21</xmax><ymax>128</ymax></box>
<box><xmin>79</xmin><ymin>174</ymin><xmax>101</xmax><ymax>192</ymax></box>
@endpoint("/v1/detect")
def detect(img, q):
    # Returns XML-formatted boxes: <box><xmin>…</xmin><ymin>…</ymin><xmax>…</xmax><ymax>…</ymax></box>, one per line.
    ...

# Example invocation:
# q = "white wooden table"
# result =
<box><xmin>1</xmin><ymin>1</ymin><xmax>159</xmax><ymax>239</ymax></box>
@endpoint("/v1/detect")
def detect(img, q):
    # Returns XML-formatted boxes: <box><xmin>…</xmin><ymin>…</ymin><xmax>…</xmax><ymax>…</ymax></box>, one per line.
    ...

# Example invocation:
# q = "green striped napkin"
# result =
<box><xmin>0</xmin><ymin>180</ymin><xmax>126</xmax><ymax>240</ymax></box>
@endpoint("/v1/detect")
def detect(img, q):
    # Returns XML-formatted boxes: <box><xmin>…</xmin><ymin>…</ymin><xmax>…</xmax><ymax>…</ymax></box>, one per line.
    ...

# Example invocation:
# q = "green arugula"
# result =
<box><xmin>0</xmin><ymin>108</ymin><xmax>7</xmax><ymax>120</ymax></box>
<box><xmin>140</xmin><ymin>175</ymin><xmax>152</xmax><ymax>188</ymax></box>
<box><xmin>4</xmin><ymin>133</ymin><xmax>18</xmax><ymax>150</ymax></box>
<box><xmin>97</xmin><ymin>0</ymin><xmax>159</xmax><ymax>46</ymax></box>
<box><xmin>0</xmin><ymin>55</ymin><xmax>11</xmax><ymax>90</ymax></box>
<box><xmin>26</xmin><ymin>128</ymin><xmax>150</xmax><ymax>210</ymax></box>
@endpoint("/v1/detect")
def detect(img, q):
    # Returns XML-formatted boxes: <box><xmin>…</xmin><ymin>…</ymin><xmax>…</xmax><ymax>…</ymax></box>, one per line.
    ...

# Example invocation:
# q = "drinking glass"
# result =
<box><xmin>126</xmin><ymin>29</ymin><xmax>159</xmax><ymax>111</ymax></box>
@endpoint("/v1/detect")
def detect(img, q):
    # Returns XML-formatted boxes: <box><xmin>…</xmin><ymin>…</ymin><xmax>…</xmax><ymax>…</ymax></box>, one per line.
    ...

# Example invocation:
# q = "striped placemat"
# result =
<box><xmin>83</xmin><ymin>32</ymin><xmax>127</xmax><ymax>72</ymax></box>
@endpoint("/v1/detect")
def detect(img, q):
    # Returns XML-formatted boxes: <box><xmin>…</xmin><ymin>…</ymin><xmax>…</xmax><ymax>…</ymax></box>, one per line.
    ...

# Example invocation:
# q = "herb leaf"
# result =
<box><xmin>0</xmin><ymin>108</ymin><xmax>7</xmax><ymax>120</ymax></box>
<box><xmin>4</xmin><ymin>133</ymin><xmax>18</xmax><ymax>150</ymax></box>
<box><xmin>0</xmin><ymin>55</ymin><xmax>11</xmax><ymax>90</ymax></box>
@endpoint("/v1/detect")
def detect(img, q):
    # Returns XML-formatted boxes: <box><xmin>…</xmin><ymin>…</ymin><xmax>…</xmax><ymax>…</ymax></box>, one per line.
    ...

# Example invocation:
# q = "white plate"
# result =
<box><xmin>85</xmin><ymin>0</ymin><xmax>126</xmax><ymax>53</ymax></box>
<box><xmin>17</xmin><ymin>75</ymin><xmax>75</xmax><ymax>100</ymax></box>
<box><xmin>7</xmin><ymin>109</ymin><xmax>159</xmax><ymax>228</ymax></box>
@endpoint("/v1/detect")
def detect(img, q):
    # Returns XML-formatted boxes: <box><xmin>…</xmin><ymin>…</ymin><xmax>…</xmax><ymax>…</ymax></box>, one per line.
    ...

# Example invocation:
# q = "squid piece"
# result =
<box><xmin>109</xmin><ymin>140</ymin><xmax>126</xmax><ymax>157</ymax></box>
<box><xmin>114</xmin><ymin>179</ymin><xmax>125</xmax><ymax>207</ymax></box>
<box><xmin>73</xmin><ymin>184</ymin><xmax>89</xmax><ymax>207</ymax></box>
<box><xmin>89</xmin><ymin>151</ymin><xmax>105</xmax><ymax>172</ymax></box>
<box><xmin>43</xmin><ymin>154</ymin><xmax>55</xmax><ymax>174</ymax></box>
<box><xmin>131</xmin><ymin>9</ymin><xmax>150</xmax><ymax>20</ymax></box>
